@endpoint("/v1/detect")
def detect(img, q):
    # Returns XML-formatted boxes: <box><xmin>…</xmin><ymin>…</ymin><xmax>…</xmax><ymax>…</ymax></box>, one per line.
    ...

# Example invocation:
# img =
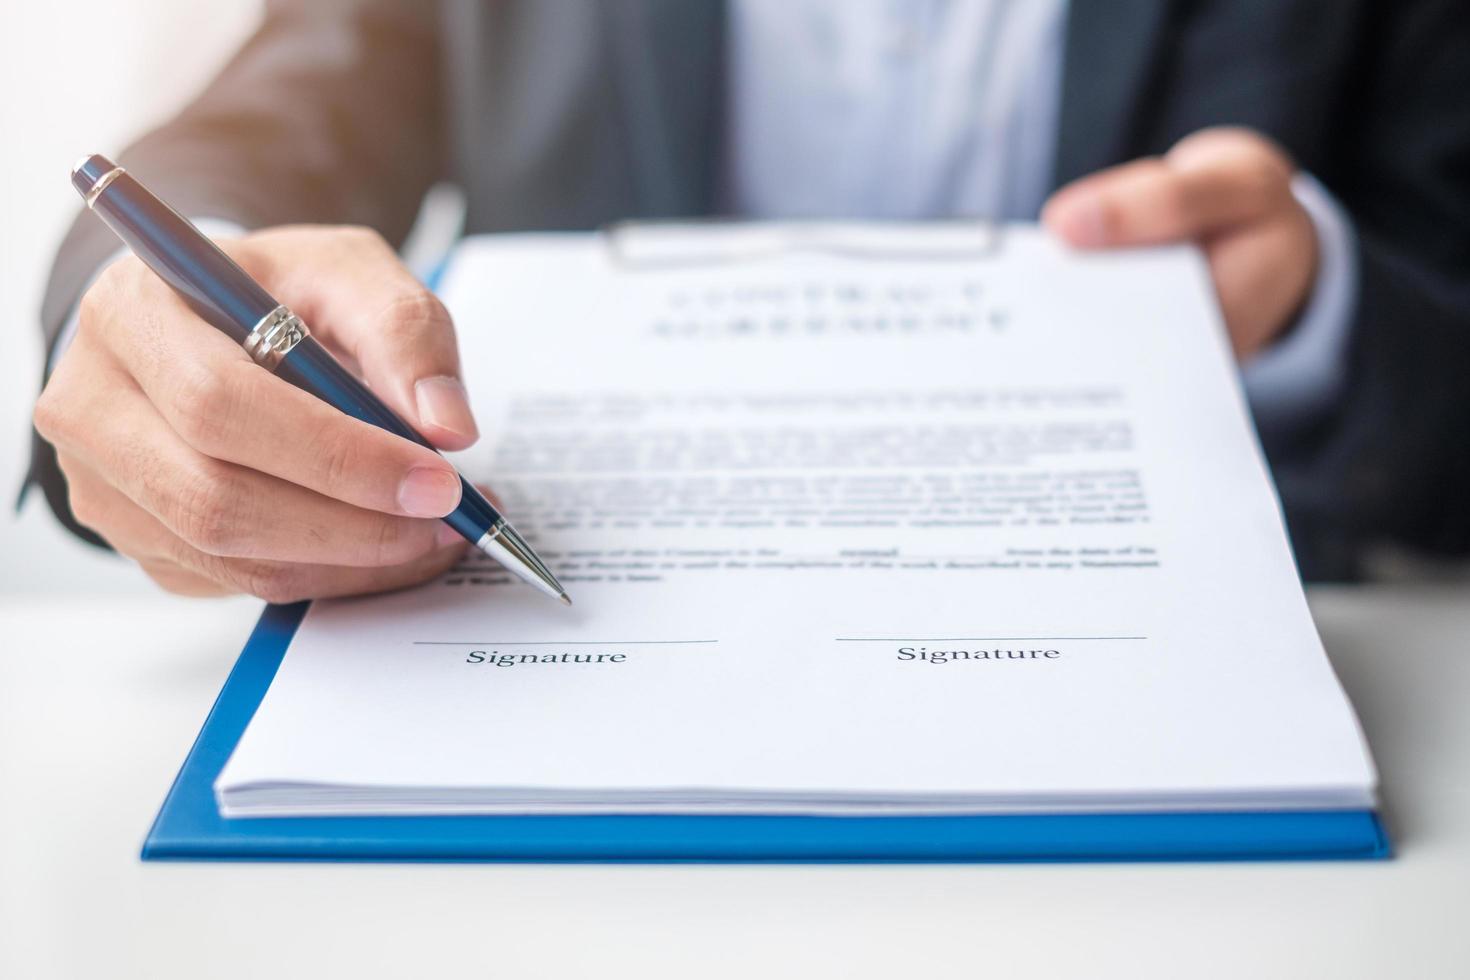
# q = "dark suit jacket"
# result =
<box><xmin>27</xmin><ymin>0</ymin><xmax>1470</xmax><ymax>580</ymax></box>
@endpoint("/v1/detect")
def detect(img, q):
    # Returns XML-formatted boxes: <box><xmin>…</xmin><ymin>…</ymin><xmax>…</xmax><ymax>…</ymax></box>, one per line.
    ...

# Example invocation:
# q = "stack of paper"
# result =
<box><xmin>214</xmin><ymin>225</ymin><xmax>1376</xmax><ymax>820</ymax></box>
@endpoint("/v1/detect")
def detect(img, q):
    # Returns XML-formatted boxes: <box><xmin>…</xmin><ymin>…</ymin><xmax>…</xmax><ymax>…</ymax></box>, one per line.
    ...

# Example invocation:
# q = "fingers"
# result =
<box><xmin>75</xmin><ymin>228</ymin><xmax>478</xmax><ymax>516</ymax></box>
<box><xmin>59</xmin><ymin>449</ymin><xmax>464</xmax><ymax>601</ymax></box>
<box><xmin>1042</xmin><ymin>128</ymin><xmax>1296</xmax><ymax>248</ymax></box>
<box><xmin>58</xmin><ymin>448</ymin><xmax>187</xmax><ymax>563</ymax></box>
<box><xmin>78</xmin><ymin>257</ymin><xmax>463</xmax><ymax>519</ymax></box>
<box><xmin>57</xmin><ymin>455</ymin><xmax>234</xmax><ymax>596</ymax></box>
<box><xmin>233</xmin><ymin>227</ymin><xmax>480</xmax><ymax>451</ymax></box>
<box><xmin>35</xmin><ymin>224</ymin><xmax>484</xmax><ymax>603</ymax></box>
<box><xmin>206</xmin><ymin>542</ymin><xmax>467</xmax><ymax>605</ymax></box>
<box><xmin>154</xmin><ymin>526</ymin><xmax>465</xmax><ymax>604</ymax></box>
<box><xmin>39</xmin><ymin>358</ymin><xmax>455</xmax><ymax>568</ymax></box>
<box><xmin>1039</xmin><ymin>127</ymin><xmax>1319</xmax><ymax>359</ymax></box>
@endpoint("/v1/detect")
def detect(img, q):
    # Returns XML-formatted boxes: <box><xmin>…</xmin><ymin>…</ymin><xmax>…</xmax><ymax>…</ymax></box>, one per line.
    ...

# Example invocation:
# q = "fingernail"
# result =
<box><xmin>415</xmin><ymin>376</ymin><xmax>479</xmax><ymax>443</ymax></box>
<box><xmin>435</xmin><ymin>522</ymin><xmax>464</xmax><ymax>548</ymax></box>
<box><xmin>398</xmin><ymin>467</ymin><xmax>462</xmax><ymax>517</ymax></box>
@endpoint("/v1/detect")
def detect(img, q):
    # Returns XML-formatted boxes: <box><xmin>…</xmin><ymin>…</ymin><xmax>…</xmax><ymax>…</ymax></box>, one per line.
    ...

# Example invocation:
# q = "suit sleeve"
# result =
<box><xmin>22</xmin><ymin>0</ymin><xmax>444</xmax><ymax>542</ymax></box>
<box><xmin>1260</xmin><ymin>0</ymin><xmax>1470</xmax><ymax>580</ymax></box>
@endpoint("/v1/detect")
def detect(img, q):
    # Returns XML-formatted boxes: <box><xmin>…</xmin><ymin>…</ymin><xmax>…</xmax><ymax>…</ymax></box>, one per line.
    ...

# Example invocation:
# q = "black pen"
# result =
<box><xmin>70</xmin><ymin>153</ymin><xmax>569</xmax><ymax>604</ymax></box>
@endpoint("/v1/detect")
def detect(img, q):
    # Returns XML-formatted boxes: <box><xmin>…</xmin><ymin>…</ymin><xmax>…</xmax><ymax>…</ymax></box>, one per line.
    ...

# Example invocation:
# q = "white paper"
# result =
<box><xmin>215</xmin><ymin>224</ymin><xmax>1377</xmax><ymax>817</ymax></box>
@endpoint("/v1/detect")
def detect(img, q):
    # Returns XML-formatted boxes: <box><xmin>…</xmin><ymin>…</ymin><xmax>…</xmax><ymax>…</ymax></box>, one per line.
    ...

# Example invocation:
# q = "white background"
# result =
<box><xmin>0</xmin><ymin>0</ymin><xmax>261</xmax><ymax>594</ymax></box>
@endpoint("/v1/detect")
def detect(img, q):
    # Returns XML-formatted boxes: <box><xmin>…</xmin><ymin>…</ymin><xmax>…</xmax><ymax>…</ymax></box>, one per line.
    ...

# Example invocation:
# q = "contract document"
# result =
<box><xmin>215</xmin><ymin>223</ymin><xmax>1377</xmax><ymax>819</ymax></box>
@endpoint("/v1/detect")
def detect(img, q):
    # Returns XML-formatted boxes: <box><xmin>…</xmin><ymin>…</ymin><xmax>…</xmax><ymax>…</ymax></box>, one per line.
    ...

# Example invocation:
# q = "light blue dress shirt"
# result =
<box><xmin>726</xmin><ymin>0</ymin><xmax>1357</xmax><ymax>433</ymax></box>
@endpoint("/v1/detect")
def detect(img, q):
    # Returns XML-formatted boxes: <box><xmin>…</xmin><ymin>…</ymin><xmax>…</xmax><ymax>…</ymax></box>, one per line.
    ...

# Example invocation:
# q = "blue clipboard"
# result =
<box><xmin>142</xmin><ymin>603</ymin><xmax>1390</xmax><ymax>862</ymax></box>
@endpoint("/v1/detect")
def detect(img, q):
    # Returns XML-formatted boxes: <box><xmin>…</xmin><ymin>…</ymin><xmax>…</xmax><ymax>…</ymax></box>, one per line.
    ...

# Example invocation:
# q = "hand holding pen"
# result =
<box><xmin>35</xmin><ymin>156</ymin><xmax>566</xmax><ymax>604</ymax></box>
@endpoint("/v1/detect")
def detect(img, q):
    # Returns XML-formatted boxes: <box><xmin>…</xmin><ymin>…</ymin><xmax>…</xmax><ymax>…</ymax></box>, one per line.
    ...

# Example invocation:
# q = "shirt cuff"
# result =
<box><xmin>46</xmin><ymin>218</ymin><xmax>248</xmax><ymax>376</ymax></box>
<box><xmin>1239</xmin><ymin>173</ymin><xmax>1359</xmax><ymax>432</ymax></box>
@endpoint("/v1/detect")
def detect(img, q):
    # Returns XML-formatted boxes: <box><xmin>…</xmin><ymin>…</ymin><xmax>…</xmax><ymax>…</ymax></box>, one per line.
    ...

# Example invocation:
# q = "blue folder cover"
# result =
<box><xmin>142</xmin><ymin>603</ymin><xmax>1390</xmax><ymax>862</ymax></box>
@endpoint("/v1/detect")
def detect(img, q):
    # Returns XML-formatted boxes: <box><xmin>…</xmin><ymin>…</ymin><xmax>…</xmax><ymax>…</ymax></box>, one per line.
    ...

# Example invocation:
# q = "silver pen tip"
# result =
<box><xmin>559</xmin><ymin>593</ymin><xmax>573</xmax><ymax>607</ymax></box>
<box><xmin>474</xmin><ymin>520</ymin><xmax>569</xmax><ymax>603</ymax></box>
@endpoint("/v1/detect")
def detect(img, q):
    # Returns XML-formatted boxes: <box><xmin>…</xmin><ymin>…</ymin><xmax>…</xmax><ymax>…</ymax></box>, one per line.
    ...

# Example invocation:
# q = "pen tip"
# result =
<box><xmin>559</xmin><ymin>593</ymin><xmax>573</xmax><ymax>607</ymax></box>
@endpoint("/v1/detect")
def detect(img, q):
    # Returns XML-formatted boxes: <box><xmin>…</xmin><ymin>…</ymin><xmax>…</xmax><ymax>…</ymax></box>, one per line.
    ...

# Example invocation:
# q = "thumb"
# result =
<box><xmin>356</xmin><ymin>288</ymin><xmax>479</xmax><ymax>453</ymax></box>
<box><xmin>237</xmin><ymin>226</ymin><xmax>480</xmax><ymax>451</ymax></box>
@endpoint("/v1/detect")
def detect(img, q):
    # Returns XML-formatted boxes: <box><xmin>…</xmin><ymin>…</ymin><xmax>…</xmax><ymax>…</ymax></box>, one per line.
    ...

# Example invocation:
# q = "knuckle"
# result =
<box><xmin>370</xmin><ymin>516</ymin><xmax>431</xmax><ymax>566</ymax></box>
<box><xmin>1233</xmin><ymin>127</ymin><xmax>1290</xmax><ymax>162</ymax></box>
<box><xmin>171</xmin><ymin>464</ymin><xmax>245</xmax><ymax>554</ymax></box>
<box><xmin>76</xmin><ymin>285</ymin><xmax>107</xmax><ymax>338</ymax></box>
<box><xmin>380</xmin><ymin>289</ymin><xmax>451</xmax><ymax>340</ymax></box>
<box><xmin>172</xmin><ymin>367</ymin><xmax>242</xmax><ymax>451</ymax></box>
<box><xmin>338</xmin><ymin>224</ymin><xmax>390</xmax><ymax>252</ymax></box>
<box><xmin>53</xmin><ymin>449</ymin><xmax>84</xmax><ymax>483</ymax></box>
<box><xmin>32</xmin><ymin>384</ymin><xmax>70</xmax><ymax>443</ymax></box>
<box><xmin>307</xmin><ymin>418</ymin><xmax>365</xmax><ymax>493</ymax></box>
<box><xmin>1165</xmin><ymin>179</ymin><xmax>1199</xmax><ymax>223</ymax></box>
<box><xmin>77</xmin><ymin>264</ymin><xmax>121</xmax><ymax>327</ymax></box>
<box><xmin>222</xmin><ymin>232</ymin><xmax>282</xmax><ymax>282</ymax></box>
<box><xmin>1246</xmin><ymin>155</ymin><xmax>1291</xmax><ymax>204</ymax></box>
<box><xmin>236</xmin><ymin>561</ymin><xmax>309</xmax><ymax>604</ymax></box>
<box><xmin>140</xmin><ymin>560</ymin><xmax>192</xmax><ymax>596</ymax></box>
<box><xmin>78</xmin><ymin>259</ymin><xmax>143</xmax><ymax>338</ymax></box>
<box><xmin>66</xmin><ymin>482</ymin><xmax>104</xmax><ymax>531</ymax></box>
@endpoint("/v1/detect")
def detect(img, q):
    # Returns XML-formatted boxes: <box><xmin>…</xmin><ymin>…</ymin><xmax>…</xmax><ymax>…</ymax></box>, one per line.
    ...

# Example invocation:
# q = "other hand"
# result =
<box><xmin>34</xmin><ymin>225</ymin><xmax>481</xmax><ymax>601</ymax></box>
<box><xmin>1042</xmin><ymin>127</ymin><xmax>1318</xmax><ymax>358</ymax></box>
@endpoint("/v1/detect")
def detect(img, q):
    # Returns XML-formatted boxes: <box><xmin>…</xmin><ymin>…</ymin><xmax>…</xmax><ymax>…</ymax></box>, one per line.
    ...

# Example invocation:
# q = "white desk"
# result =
<box><xmin>2</xmin><ymin>586</ymin><xmax>1467</xmax><ymax>979</ymax></box>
